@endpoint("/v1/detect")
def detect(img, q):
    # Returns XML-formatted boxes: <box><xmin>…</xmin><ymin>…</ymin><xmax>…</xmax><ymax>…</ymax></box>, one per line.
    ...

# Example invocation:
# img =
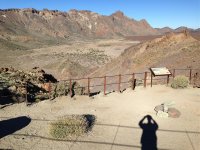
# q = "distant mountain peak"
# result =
<box><xmin>111</xmin><ymin>10</ymin><xmax>124</xmax><ymax>18</ymax></box>
<box><xmin>139</xmin><ymin>19</ymin><xmax>151</xmax><ymax>27</ymax></box>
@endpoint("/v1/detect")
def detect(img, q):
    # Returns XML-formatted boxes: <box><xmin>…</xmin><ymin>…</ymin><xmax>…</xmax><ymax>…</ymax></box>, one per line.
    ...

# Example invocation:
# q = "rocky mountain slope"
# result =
<box><xmin>156</xmin><ymin>27</ymin><xmax>200</xmax><ymax>40</ymax></box>
<box><xmin>89</xmin><ymin>31</ymin><xmax>200</xmax><ymax>77</ymax></box>
<box><xmin>1</xmin><ymin>8</ymin><xmax>199</xmax><ymax>51</ymax></box>
<box><xmin>0</xmin><ymin>8</ymin><xmax>159</xmax><ymax>49</ymax></box>
<box><xmin>0</xmin><ymin>8</ymin><xmax>199</xmax><ymax>81</ymax></box>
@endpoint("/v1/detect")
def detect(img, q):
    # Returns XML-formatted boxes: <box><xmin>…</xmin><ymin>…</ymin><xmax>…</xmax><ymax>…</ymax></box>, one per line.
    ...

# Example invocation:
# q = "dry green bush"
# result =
<box><xmin>171</xmin><ymin>75</ymin><xmax>189</xmax><ymax>89</ymax></box>
<box><xmin>49</xmin><ymin>115</ymin><xmax>95</xmax><ymax>139</ymax></box>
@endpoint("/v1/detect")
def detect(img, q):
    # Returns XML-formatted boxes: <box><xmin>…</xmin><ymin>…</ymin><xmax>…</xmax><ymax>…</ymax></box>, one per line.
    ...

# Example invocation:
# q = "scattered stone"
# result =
<box><xmin>154</xmin><ymin>105</ymin><xmax>164</xmax><ymax>112</ymax></box>
<box><xmin>155</xmin><ymin>104</ymin><xmax>169</xmax><ymax>113</ymax></box>
<box><xmin>157</xmin><ymin>110</ymin><xmax>169</xmax><ymax>118</ymax></box>
<box><xmin>155</xmin><ymin>101</ymin><xmax>180</xmax><ymax>118</ymax></box>
<box><xmin>8</xmin><ymin>85</ymin><xmax>17</xmax><ymax>92</ymax></box>
<box><xmin>163</xmin><ymin>105</ymin><xmax>168</xmax><ymax>113</ymax></box>
<box><xmin>162</xmin><ymin>101</ymin><xmax>175</xmax><ymax>107</ymax></box>
<box><xmin>168</xmin><ymin>108</ymin><xmax>181</xmax><ymax>118</ymax></box>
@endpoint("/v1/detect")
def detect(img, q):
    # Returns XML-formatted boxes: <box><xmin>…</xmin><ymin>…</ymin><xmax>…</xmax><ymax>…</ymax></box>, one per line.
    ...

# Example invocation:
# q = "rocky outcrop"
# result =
<box><xmin>89</xmin><ymin>31</ymin><xmax>200</xmax><ymax>79</ymax></box>
<box><xmin>0</xmin><ymin>67</ymin><xmax>86</xmax><ymax>104</ymax></box>
<box><xmin>0</xmin><ymin>67</ymin><xmax>57</xmax><ymax>103</ymax></box>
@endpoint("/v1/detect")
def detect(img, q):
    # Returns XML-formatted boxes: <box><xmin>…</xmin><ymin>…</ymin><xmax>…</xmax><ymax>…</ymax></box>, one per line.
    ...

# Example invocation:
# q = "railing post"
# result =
<box><xmin>69</xmin><ymin>79</ymin><xmax>72</xmax><ymax>97</ymax></box>
<box><xmin>118</xmin><ymin>74</ymin><xmax>121</xmax><ymax>92</ymax></box>
<box><xmin>151</xmin><ymin>72</ymin><xmax>153</xmax><ymax>87</ymax></box>
<box><xmin>104</xmin><ymin>76</ymin><xmax>106</xmax><ymax>95</ymax></box>
<box><xmin>193</xmin><ymin>72</ymin><xmax>198</xmax><ymax>87</ymax></box>
<box><xmin>48</xmin><ymin>82</ymin><xmax>51</xmax><ymax>99</ymax></box>
<box><xmin>173</xmin><ymin>69</ymin><xmax>175</xmax><ymax>78</ymax></box>
<box><xmin>88</xmin><ymin>77</ymin><xmax>90</xmax><ymax>96</ymax></box>
<box><xmin>26</xmin><ymin>82</ymin><xmax>28</xmax><ymax>104</ymax></box>
<box><xmin>189</xmin><ymin>69</ymin><xmax>192</xmax><ymax>83</ymax></box>
<box><xmin>132</xmin><ymin>73</ymin><xmax>135</xmax><ymax>90</ymax></box>
<box><xmin>167</xmin><ymin>75</ymin><xmax>170</xmax><ymax>85</ymax></box>
<box><xmin>144</xmin><ymin>72</ymin><xmax>147</xmax><ymax>88</ymax></box>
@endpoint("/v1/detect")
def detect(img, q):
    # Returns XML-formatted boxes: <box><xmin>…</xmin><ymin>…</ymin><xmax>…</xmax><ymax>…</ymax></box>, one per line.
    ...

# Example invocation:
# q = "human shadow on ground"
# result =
<box><xmin>0</xmin><ymin>116</ymin><xmax>31</xmax><ymax>138</ymax></box>
<box><xmin>139</xmin><ymin>115</ymin><xmax>158</xmax><ymax>150</ymax></box>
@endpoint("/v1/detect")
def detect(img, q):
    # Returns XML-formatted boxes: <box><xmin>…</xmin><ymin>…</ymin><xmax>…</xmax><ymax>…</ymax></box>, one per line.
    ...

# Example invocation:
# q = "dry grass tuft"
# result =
<box><xmin>49</xmin><ymin>114</ymin><xmax>95</xmax><ymax>139</ymax></box>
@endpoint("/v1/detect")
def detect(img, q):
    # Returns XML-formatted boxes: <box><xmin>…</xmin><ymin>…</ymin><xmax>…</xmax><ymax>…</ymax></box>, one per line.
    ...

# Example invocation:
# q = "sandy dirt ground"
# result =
<box><xmin>0</xmin><ymin>85</ymin><xmax>200</xmax><ymax>150</ymax></box>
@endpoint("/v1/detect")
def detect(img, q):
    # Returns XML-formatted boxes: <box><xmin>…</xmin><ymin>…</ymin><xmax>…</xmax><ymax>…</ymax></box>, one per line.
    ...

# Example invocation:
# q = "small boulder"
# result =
<box><xmin>157</xmin><ymin>110</ymin><xmax>169</xmax><ymax>118</ymax></box>
<box><xmin>8</xmin><ymin>85</ymin><xmax>17</xmax><ymax>92</ymax></box>
<box><xmin>154</xmin><ymin>105</ymin><xmax>164</xmax><ymax>112</ymax></box>
<box><xmin>168</xmin><ymin>108</ymin><xmax>181</xmax><ymax>118</ymax></box>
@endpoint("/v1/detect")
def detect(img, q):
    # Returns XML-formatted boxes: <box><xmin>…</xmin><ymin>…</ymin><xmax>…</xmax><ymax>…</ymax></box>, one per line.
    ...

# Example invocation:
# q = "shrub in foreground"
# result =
<box><xmin>49</xmin><ymin>115</ymin><xmax>95</xmax><ymax>139</ymax></box>
<box><xmin>171</xmin><ymin>75</ymin><xmax>189</xmax><ymax>89</ymax></box>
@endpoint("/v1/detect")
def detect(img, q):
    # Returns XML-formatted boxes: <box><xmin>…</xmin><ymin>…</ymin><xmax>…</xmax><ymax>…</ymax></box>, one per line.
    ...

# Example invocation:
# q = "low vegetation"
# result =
<box><xmin>171</xmin><ymin>75</ymin><xmax>189</xmax><ymax>89</ymax></box>
<box><xmin>49</xmin><ymin>115</ymin><xmax>95</xmax><ymax>139</ymax></box>
<box><xmin>98</xmin><ymin>43</ymin><xmax>111</xmax><ymax>47</ymax></box>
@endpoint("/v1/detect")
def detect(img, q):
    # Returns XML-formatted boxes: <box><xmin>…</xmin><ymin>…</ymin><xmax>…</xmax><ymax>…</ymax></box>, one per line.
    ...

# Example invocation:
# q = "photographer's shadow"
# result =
<box><xmin>139</xmin><ymin>115</ymin><xmax>158</xmax><ymax>150</ymax></box>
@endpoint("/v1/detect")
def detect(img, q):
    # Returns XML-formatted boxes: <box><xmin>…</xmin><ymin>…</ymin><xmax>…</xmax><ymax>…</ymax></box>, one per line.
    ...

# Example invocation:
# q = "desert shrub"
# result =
<box><xmin>171</xmin><ymin>76</ymin><xmax>189</xmax><ymax>89</ymax></box>
<box><xmin>49</xmin><ymin>115</ymin><xmax>95</xmax><ymax>139</ymax></box>
<box><xmin>35</xmin><ymin>98</ymin><xmax>41</xmax><ymax>103</ymax></box>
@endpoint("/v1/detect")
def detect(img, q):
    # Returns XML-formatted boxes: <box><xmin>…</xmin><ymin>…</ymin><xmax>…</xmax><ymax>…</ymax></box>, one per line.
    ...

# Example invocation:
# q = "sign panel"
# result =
<box><xmin>150</xmin><ymin>67</ymin><xmax>171</xmax><ymax>76</ymax></box>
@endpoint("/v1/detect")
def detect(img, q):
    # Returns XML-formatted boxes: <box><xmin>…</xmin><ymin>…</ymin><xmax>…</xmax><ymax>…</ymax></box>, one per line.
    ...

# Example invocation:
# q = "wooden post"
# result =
<box><xmin>69</xmin><ymin>79</ymin><xmax>72</xmax><ymax>97</ymax></box>
<box><xmin>88</xmin><ymin>77</ymin><xmax>90</xmax><ymax>95</ymax></box>
<box><xmin>48</xmin><ymin>82</ymin><xmax>51</xmax><ymax>99</ymax></box>
<box><xmin>132</xmin><ymin>73</ymin><xmax>135</xmax><ymax>90</ymax></box>
<box><xmin>144</xmin><ymin>72</ymin><xmax>147</xmax><ymax>88</ymax></box>
<box><xmin>26</xmin><ymin>82</ymin><xmax>28</xmax><ymax>104</ymax></box>
<box><xmin>118</xmin><ymin>74</ymin><xmax>121</xmax><ymax>92</ymax></box>
<box><xmin>189</xmin><ymin>69</ymin><xmax>192</xmax><ymax>83</ymax></box>
<box><xmin>151</xmin><ymin>72</ymin><xmax>153</xmax><ymax>87</ymax></box>
<box><xmin>167</xmin><ymin>75</ymin><xmax>170</xmax><ymax>85</ymax></box>
<box><xmin>64</xmin><ymin>81</ymin><xmax>66</xmax><ymax>96</ymax></box>
<box><xmin>173</xmin><ymin>69</ymin><xmax>175</xmax><ymax>78</ymax></box>
<box><xmin>104</xmin><ymin>76</ymin><xmax>106</xmax><ymax>95</ymax></box>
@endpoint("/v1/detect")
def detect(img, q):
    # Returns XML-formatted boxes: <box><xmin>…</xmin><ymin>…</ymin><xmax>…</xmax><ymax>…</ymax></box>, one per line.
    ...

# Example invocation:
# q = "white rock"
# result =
<box><xmin>157</xmin><ymin>110</ymin><xmax>169</xmax><ymax>118</ymax></box>
<box><xmin>162</xmin><ymin>101</ymin><xmax>175</xmax><ymax>107</ymax></box>
<box><xmin>2</xmin><ymin>15</ymin><xmax>6</xmax><ymax>18</ymax></box>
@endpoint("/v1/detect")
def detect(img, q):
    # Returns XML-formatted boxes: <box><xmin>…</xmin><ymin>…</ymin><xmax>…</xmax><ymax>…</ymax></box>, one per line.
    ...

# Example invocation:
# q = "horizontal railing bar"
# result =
<box><xmin>90</xmin><ymin>76</ymin><xmax>104</xmax><ymax>79</ymax></box>
<box><xmin>57</xmin><ymin>68</ymin><xmax>199</xmax><ymax>82</ymax></box>
<box><xmin>90</xmin><ymin>84</ymin><xmax>104</xmax><ymax>88</ymax></box>
<box><xmin>106</xmin><ymin>82</ymin><xmax>120</xmax><ymax>86</ymax></box>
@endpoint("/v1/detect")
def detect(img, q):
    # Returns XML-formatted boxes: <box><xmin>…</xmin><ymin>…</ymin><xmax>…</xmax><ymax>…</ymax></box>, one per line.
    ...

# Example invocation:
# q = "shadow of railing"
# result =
<box><xmin>10</xmin><ymin>133</ymin><xmax>170</xmax><ymax>150</ymax></box>
<box><xmin>0</xmin><ymin>117</ymin><xmax>199</xmax><ymax>135</ymax></box>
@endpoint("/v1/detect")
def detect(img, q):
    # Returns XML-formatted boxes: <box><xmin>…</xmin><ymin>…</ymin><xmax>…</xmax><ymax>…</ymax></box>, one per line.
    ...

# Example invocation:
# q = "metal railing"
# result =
<box><xmin>57</xmin><ymin>68</ymin><xmax>200</xmax><ymax>96</ymax></box>
<box><xmin>0</xmin><ymin>68</ymin><xmax>199</xmax><ymax>104</ymax></box>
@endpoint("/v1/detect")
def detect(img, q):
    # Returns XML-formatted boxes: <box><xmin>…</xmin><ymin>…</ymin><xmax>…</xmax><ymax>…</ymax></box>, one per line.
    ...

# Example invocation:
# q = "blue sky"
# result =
<box><xmin>0</xmin><ymin>0</ymin><xmax>199</xmax><ymax>29</ymax></box>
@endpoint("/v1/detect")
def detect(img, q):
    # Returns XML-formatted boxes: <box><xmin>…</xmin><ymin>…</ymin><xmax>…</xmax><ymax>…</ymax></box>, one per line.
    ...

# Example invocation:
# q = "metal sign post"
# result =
<box><xmin>150</xmin><ymin>67</ymin><xmax>172</xmax><ymax>86</ymax></box>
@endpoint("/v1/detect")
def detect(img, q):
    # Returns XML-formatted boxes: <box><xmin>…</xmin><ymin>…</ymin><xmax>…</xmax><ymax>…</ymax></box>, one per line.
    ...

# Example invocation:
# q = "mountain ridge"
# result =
<box><xmin>88</xmin><ymin>31</ymin><xmax>200</xmax><ymax>77</ymax></box>
<box><xmin>0</xmin><ymin>8</ymin><xmax>159</xmax><ymax>39</ymax></box>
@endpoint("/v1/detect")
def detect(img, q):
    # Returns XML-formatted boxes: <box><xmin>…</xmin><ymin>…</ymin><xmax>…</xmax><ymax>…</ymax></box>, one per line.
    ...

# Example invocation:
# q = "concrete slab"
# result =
<box><xmin>70</xmin><ymin>142</ymin><xmax>111</xmax><ymax>150</ymax></box>
<box><xmin>113</xmin><ymin>127</ymin><xmax>141</xmax><ymax>148</ymax></box>
<box><xmin>187</xmin><ymin>132</ymin><xmax>200</xmax><ymax>150</ymax></box>
<box><xmin>76</xmin><ymin>125</ymin><xmax>117</xmax><ymax>143</ymax></box>
<box><xmin>157</xmin><ymin>130</ymin><xmax>193</xmax><ymax>150</ymax></box>
<box><xmin>32</xmin><ymin>139</ymin><xmax>72</xmax><ymax>150</ymax></box>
